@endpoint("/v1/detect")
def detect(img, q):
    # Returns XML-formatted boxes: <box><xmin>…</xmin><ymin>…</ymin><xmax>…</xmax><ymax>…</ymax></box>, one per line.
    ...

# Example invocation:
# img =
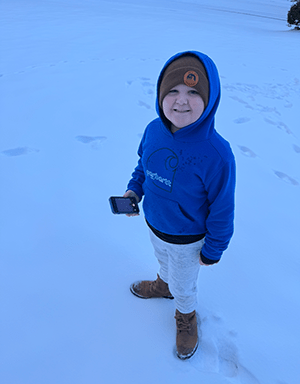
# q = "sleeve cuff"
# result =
<box><xmin>200</xmin><ymin>251</ymin><xmax>220</xmax><ymax>265</ymax></box>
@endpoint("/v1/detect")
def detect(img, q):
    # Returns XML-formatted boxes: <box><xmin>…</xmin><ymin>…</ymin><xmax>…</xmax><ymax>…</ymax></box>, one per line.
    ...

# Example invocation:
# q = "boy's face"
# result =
<box><xmin>162</xmin><ymin>83</ymin><xmax>205</xmax><ymax>131</ymax></box>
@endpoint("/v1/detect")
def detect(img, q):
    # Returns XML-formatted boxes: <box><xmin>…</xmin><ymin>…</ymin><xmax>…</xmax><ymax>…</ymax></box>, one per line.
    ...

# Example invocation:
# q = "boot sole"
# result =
<box><xmin>176</xmin><ymin>341</ymin><xmax>199</xmax><ymax>360</ymax></box>
<box><xmin>130</xmin><ymin>284</ymin><xmax>174</xmax><ymax>299</ymax></box>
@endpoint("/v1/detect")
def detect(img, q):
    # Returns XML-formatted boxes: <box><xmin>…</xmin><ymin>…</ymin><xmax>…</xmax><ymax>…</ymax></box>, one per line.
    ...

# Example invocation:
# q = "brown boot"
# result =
<box><xmin>175</xmin><ymin>309</ymin><xmax>198</xmax><ymax>360</ymax></box>
<box><xmin>130</xmin><ymin>274</ymin><xmax>174</xmax><ymax>299</ymax></box>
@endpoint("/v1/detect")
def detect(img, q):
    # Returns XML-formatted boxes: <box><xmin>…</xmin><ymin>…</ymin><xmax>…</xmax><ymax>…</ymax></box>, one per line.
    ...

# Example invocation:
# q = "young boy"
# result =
<box><xmin>124</xmin><ymin>51</ymin><xmax>236</xmax><ymax>360</ymax></box>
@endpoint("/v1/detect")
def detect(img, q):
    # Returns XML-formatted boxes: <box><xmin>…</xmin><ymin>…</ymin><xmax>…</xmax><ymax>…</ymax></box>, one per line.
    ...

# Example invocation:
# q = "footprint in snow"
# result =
<box><xmin>264</xmin><ymin>118</ymin><xmax>293</xmax><ymax>135</ymax></box>
<box><xmin>238</xmin><ymin>145</ymin><xmax>257</xmax><ymax>158</ymax></box>
<box><xmin>234</xmin><ymin>117</ymin><xmax>251</xmax><ymax>124</ymax></box>
<box><xmin>274</xmin><ymin>171</ymin><xmax>299</xmax><ymax>186</ymax></box>
<box><xmin>127</xmin><ymin>77</ymin><xmax>155</xmax><ymax>110</ymax></box>
<box><xmin>75</xmin><ymin>135</ymin><xmax>107</xmax><ymax>150</ymax></box>
<box><xmin>188</xmin><ymin>313</ymin><xmax>260</xmax><ymax>383</ymax></box>
<box><xmin>1</xmin><ymin>147</ymin><xmax>39</xmax><ymax>157</ymax></box>
<box><xmin>138</xmin><ymin>100</ymin><xmax>152</xmax><ymax>109</ymax></box>
<box><xmin>228</xmin><ymin>95</ymin><xmax>254</xmax><ymax>110</ymax></box>
<box><xmin>292</xmin><ymin>144</ymin><xmax>300</xmax><ymax>154</ymax></box>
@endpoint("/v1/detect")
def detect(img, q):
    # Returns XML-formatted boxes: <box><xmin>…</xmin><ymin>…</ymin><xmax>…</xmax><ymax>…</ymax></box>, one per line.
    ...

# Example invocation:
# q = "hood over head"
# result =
<box><xmin>156</xmin><ymin>51</ymin><xmax>221</xmax><ymax>142</ymax></box>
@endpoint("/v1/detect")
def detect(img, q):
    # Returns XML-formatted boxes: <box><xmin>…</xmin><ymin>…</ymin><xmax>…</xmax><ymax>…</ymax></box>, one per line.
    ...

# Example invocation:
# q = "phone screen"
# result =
<box><xmin>114</xmin><ymin>197</ymin><xmax>136</xmax><ymax>213</ymax></box>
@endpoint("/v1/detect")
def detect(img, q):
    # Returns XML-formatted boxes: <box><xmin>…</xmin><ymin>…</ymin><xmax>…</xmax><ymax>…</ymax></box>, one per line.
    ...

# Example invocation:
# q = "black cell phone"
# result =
<box><xmin>109</xmin><ymin>196</ymin><xmax>139</xmax><ymax>215</ymax></box>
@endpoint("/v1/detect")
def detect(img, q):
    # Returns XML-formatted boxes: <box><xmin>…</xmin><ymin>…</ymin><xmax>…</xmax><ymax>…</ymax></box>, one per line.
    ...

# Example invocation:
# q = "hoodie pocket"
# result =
<box><xmin>178</xmin><ymin>204</ymin><xmax>195</xmax><ymax>222</ymax></box>
<box><xmin>143</xmin><ymin>185</ymin><xmax>196</xmax><ymax>232</ymax></box>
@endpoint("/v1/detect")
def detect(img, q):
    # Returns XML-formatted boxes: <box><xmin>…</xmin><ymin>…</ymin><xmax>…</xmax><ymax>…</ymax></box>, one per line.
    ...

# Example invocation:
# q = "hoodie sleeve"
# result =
<box><xmin>201</xmin><ymin>158</ymin><xmax>236</xmax><ymax>263</ymax></box>
<box><xmin>126</xmin><ymin>138</ymin><xmax>146</xmax><ymax>201</ymax></box>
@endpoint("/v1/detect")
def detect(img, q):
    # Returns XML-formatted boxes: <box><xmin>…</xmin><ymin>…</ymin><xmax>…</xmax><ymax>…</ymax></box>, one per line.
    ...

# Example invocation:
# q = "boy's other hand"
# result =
<box><xmin>199</xmin><ymin>259</ymin><xmax>210</xmax><ymax>266</ymax></box>
<box><xmin>123</xmin><ymin>190</ymin><xmax>140</xmax><ymax>217</ymax></box>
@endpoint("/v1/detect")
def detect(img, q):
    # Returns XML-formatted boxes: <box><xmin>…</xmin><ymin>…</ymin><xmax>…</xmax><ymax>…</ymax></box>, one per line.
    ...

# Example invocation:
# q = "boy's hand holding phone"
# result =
<box><xmin>109</xmin><ymin>190</ymin><xmax>140</xmax><ymax>217</ymax></box>
<box><xmin>123</xmin><ymin>190</ymin><xmax>140</xmax><ymax>216</ymax></box>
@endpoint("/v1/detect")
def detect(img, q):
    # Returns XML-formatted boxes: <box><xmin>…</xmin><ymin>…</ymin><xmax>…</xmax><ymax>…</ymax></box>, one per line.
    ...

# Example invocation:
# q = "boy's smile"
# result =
<box><xmin>162</xmin><ymin>84</ymin><xmax>205</xmax><ymax>133</ymax></box>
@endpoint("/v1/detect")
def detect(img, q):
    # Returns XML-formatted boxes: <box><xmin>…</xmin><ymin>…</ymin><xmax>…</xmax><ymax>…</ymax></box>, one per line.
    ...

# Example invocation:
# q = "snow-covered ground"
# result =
<box><xmin>0</xmin><ymin>0</ymin><xmax>299</xmax><ymax>383</ymax></box>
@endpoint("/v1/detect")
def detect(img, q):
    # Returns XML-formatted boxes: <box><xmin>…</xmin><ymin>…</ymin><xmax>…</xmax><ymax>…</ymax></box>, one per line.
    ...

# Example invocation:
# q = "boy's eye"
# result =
<box><xmin>189</xmin><ymin>90</ymin><xmax>199</xmax><ymax>95</ymax></box>
<box><xmin>168</xmin><ymin>90</ymin><xmax>178</xmax><ymax>94</ymax></box>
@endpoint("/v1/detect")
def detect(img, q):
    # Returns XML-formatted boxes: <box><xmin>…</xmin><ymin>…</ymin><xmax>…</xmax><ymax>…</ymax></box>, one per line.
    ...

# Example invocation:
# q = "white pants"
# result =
<box><xmin>149</xmin><ymin>230</ymin><xmax>205</xmax><ymax>314</ymax></box>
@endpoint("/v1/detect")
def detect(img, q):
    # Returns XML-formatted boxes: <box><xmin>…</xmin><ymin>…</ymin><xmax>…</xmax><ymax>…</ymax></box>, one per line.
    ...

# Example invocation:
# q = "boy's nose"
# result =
<box><xmin>176</xmin><ymin>95</ymin><xmax>188</xmax><ymax>105</ymax></box>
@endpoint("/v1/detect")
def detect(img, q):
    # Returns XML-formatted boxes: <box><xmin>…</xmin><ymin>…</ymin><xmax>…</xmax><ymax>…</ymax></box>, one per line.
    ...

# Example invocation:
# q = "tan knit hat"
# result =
<box><xmin>159</xmin><ymin>55</ymin><xmax>209</xmax><ymax>108</ymax></box>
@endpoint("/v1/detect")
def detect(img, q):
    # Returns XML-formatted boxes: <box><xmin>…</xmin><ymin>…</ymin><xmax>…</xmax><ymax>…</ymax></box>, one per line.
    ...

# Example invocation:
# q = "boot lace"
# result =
<box><xmin>149</xmin><ymin>280</ymin><xmax>157</xmax><ymax>294</ymax></box>
<box><xmin>175</xmin><ymin>314</ymin><xmax>192</xmax><ymax>332</ymax></box>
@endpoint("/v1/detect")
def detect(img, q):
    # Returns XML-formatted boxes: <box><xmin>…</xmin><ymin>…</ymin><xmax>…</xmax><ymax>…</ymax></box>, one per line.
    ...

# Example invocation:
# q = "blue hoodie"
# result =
<box><xmin>127</xmin><ymin>51</ymin><xmax>236</xmax><ymax>263</ymax></box>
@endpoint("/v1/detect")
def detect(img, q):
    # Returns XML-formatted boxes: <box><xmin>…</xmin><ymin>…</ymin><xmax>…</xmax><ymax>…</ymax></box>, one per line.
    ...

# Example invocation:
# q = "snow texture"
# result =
<box><xmin>0</xmin><ymin>1</ymin><xmax>299</xmax><ymax>384</ymax></box>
